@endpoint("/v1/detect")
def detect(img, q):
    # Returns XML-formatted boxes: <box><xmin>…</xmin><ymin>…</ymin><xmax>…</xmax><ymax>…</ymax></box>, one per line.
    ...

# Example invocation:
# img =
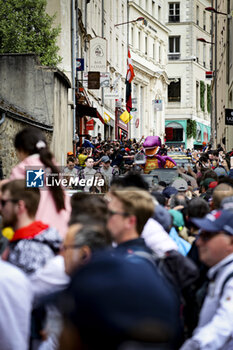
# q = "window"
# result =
<box><xmin>153</xmin><ymin>42</ymin><xmax>156</xmax><ymax>60</ymax></box>
<box><xmin>168</xmin><ymin>79</ymin><xmax>181</xmax><ymax>102</ymax></box>
<box><xmin>145</xmin><ymin>36</ymin><xmax>148</xmax><ymax>55</ymax></box>
<box><xmin>169</xmin><ymin>3</ymin><xmax>180</xmax><ymax>22</ymax></box>
<box><xmin>158</xmin><ymin>5</ymin><xmax>161</xmax><ymax>21</ymax></box>
<box><xmin>196</xmin><ymin>81</ymin><xmax>199</xmax><ymax>110</ymax></box>
<box><xmin>168</xmin><ymin>36</ymin><xmax>180</xmax><ymax>60</ymax></box>
<box><xmin>152</xmin><ymin>1</ymin><xmax>156</xmax><ymax>17</ymax></box>
<box><xmin>165</xmin><ymin>123</ymin><xmax>183</xmax><ymax>141</ymax></box>
<box><xmin>203</xmin><ymin>11</ymin><xmax>206</xmax><ymax>31</ymax></box>
<box><xmin>196</xmin><ymin>124</ymin><xmax>202</xmax><ymax>142</ymax></box>
<box><xmin>196</xmin><ymin>39</ymin><xmax>199</xmax><ymax>63</ymax></box>
<box><xmin>196</xmin><ymin>6</ymin><xmax>199</xmax><ymax>26</ymax></box>
<box><xmin>131</xmin><ymin>27</ymin><xmax>134</xmax><ymax>46</ymax></box>
<box><xmin>203</xmin><ymin>44</ymin><xmax>206</xmax><ymax>67</ymax></box>
<box><xmin>138</xmin><ymin>31</ymin><xmax>141</xmax><ymax>50</ymax></box>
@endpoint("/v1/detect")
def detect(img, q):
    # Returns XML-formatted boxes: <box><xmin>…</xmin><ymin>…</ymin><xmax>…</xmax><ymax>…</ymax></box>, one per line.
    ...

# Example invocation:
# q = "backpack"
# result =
<box><xmin>130</xmin><ymin>249</ymin><xmax>199</xmax><ymax>292</ymax></box>
<box><xmin>127</xmin><ymin>248</ymin><xmax>199</xmax><ymax>341</ymax></box>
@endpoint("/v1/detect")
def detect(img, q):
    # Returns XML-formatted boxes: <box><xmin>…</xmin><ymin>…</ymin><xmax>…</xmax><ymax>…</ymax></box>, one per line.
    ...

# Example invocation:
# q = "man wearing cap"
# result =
<box><xmin>200</xmin><ymin>178</ymin><xmax>217</xmax><ymax>202</ymax></box>
<box><xmin>100</xmin><ymin>156</ymin><xmax>113</xmax><ymax>188</ymax></box>
<box><xmin>181</xmin><ymin>209</ymin><xmax>233</xmax><ymax>350</ymax></box>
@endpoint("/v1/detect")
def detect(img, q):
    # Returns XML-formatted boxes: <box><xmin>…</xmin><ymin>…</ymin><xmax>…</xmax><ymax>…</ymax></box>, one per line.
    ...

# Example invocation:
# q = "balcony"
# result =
<box><xmin>168</xmin><ymin>53</ymin><xmax>181</xmax><ymax>60</ymax></box>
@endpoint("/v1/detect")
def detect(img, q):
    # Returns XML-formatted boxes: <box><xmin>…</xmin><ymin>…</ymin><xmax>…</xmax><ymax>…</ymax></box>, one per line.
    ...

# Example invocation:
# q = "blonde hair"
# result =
<box><xmin>212</xmin><ymin>184</ymin><xmax>233</xmax><ymax>209</ymax></box>
<box><xmin>109</xmin><ymin>187</ymin><xmax>155</xmax><ymax>235</ymax></box>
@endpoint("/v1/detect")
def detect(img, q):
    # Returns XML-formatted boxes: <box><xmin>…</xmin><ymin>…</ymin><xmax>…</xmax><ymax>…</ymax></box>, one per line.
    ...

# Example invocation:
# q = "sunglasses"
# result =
<box><xmin>108</xmin><ymin>210</ymin><xmax>130</xmax><ymax>217</ymax></box>
<box><xmin>0</xmin><ymin>199</ymin><xmax>18</xmax><ymax>207</ymax></box>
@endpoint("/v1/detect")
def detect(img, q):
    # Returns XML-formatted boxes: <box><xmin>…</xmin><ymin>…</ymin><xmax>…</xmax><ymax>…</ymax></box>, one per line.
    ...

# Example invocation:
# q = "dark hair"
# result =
<box><xmin>70</xmin><ymin>193</ymin><xmax>108</xmax><ymax>226</ymax></box>
<box><xmin>67</xmin><ymin>157</ymin><xmax>75</xmax><ymax>164</ymax></box>
<box><xmin>187</xmin><ymin>197</ymin><xmax>210</xmax><ymax>218</ymax></box>
<box><xmin>2</xmin><ymin>180</ymin><xmax>40</xmax><ymax>218</ymax></box>
<box><xmin>110</xmin><ymin>171</ymin><xmax>149</xmax><ymax>191</ymax></box>
<box><xmin>73</xmin><ymin>221</ymin><xmax>111</xmax><ymax>250</ymax></box>
<box><xmin>85</xmin><ymin>156</ymin><xmax>94</xmax><ymax>163</ymax></box>
<box><xmin>14</xmin><ymin>127</ymin><xmax>65</xmax><ymax>212</ymax></box>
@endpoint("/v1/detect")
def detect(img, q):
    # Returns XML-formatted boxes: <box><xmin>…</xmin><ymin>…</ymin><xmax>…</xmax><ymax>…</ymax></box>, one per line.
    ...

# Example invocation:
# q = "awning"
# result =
<box><xmin>77</xmin><ymin>104</ymin><xmax>104</xmax><ymax>124</ymax></box>
<box><xmin>96</xmin><ymin>110</ymin><xmax>105</xmax><ymax>124</ymax></box>
<box><xmin>77</xmin><ymin>104</ymin><xmax>97</xmax><ymax>118</ymax></box>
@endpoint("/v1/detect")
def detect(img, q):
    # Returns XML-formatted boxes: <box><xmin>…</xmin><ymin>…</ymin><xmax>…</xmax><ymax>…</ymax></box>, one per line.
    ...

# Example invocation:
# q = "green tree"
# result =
<box><xmin>0</xmin><ymin>0</ymin><xmax>61</xmax><ymax>66</ymax></box>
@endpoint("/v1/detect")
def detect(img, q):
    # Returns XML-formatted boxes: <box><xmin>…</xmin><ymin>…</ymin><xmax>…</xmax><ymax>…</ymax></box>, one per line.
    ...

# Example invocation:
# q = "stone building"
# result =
<box><xmin>165</xmin><ymin>0</ymin><xmax>212</xmax><ymax>149</ymax></box>
<box><xmin>0</xmin><ymin>54</ymin><xmax>71</xmax><ymax>177</ymax></box>
<box><xmin>129</xmin><ymin>0</ymin><xmax>169</xmax><ymax>141</ymax></box>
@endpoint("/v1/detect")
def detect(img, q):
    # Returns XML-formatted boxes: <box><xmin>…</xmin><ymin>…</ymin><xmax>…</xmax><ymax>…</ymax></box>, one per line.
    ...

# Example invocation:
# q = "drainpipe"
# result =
<box><xmin>71</xmin><ymin>0</ymin><xmax>76</xmax><ymax>154</ymax></box>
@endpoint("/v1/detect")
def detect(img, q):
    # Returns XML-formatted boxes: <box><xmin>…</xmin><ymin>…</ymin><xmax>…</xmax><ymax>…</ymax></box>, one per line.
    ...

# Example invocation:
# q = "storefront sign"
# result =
<box><xmin>225</xmin><ymin>109</ymin><xmax>233</xmax><ymax>125</ymax></box>
<box><xmin>89</xmin><ymin>37</ymin><xmax>107</xmax><ymax>72</ymax></box>
<box><xmin>86</xmin><ymin>119</ymin><xmax>94</xmax><ymax>131</ymax></box>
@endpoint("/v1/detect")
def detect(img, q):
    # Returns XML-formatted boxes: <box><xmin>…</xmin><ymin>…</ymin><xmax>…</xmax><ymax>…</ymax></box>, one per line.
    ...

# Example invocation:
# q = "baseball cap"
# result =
<box><xmin>67</xmin><ymin>151</ymin><xmax>74</xmax><ymax>156</ymax></box>
<box><xmin>162</xmin><ymin>186</ymin><xmax>178</xmax><ymax>199</ymax></box>
<box><xmin>153</xmin><ymin>204</ymin><xmax>172</xmax><ymax>232</ymax></box>
<box><xmin>214</xmin><ymin>167</ymin><xmax>227</xmax><ymax>177</ymax></box>
<box><xmin>200</xmin><ymin>178</ymin><xmax>216</xmax><ymax>190</ymax></box>
<box><xmin>191</xmin><ymin>209</ymin><xmax>233</xmax><ymax>235</ymax></box>
<box><xmin>101</xmin><ymin>156</ymin><xmax>110</xmax><ymax>163</ymax></box>
<box><xmin>169</xmin><ymin>209</ymin><xmax>185</xmax><ymax>228</ymax></box>
<box><xmin>171</xmin><ymin>178</ymin><xmax>188</xmax><ymax>192</ymax></box>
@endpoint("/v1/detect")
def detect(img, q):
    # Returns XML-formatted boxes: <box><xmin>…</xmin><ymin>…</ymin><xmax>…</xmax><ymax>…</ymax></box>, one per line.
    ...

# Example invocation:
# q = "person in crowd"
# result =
<box><xmin>63</xmin><ymin>157</ymin><xmax>78</xmax><ymax>189</ymax></box>
<box><xmin>181</xmin><ymin>209</ymin><xmax>233</xmax><ymax>349</ymax></box>
<box><xmin>77</xmin><ymin>147</ymin><xmax>89</xmax><ymax>167</ymax></box>
<box><xmin>70</xmin><ymin>192</ymin><xmax>109</xmax><ymax>226</ymax></box>
<box><xmin>106</xmin><ymin>187</ymin><xmax>155</xmax><ymax>257</ymax></box>
<box><xmin>99</xmin><ymin>155</ymin><xmax>113</xmax><ymax>188</ymax></box>
<box><xmin>78</xmin><ymin>156</ymin><xmax>96</xmax><ymax>192</ymax></box>
<box><xmin>58</xmin><ymin>250</ymin><xmax>181</xmax><ymax>350</ymax></box>
<box><xmin>0</xmin><ymin>180</ymin><xmax>62</xmax><ymax>274</ymax></box>
<box><xmin>62</xmin><ymin>220</ymin><xmax>110</xmax><ymax>276</ymax></box>
<box><xmin>169</xmin><ymin>209</ymin><xmax>191</xmax><ymax>255</ymax></box>
<box><xmin>9</xmin><ymin>127</ymin><xmax>71</xmax><ymax>238</ymax></box>
<box><xmin>0</xmin><ymin>253</ymin><xmax>32</xmax><ymax>350</ymax></box>
<box><xmin>210</xmin><ymin>183</ymin><xmax>233</xmax><ymax>210</ymax></box>
<box><xmin>90</xmin><ymin>171</ymin><xmax>108</xmax><ymax>194</ymax></box>
<box><xmin>110</xmin><ymin>172</ymin><xmax>178</xmax><ymax>256</ymax></box>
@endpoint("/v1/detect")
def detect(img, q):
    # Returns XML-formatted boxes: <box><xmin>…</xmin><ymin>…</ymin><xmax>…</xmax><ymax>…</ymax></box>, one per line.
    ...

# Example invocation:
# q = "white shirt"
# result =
<box><xmin>0</xmin><ymin>260</ymin><xmax>32</xmax><ymax>350</ymax></box>
<box><xmin>181</xmin><ymin>253</ymin><xmax>233</xmax><ymax>350</ymax></box>
<box><xmin>30</xmin><ymin>255</ymin><xmax>70</xmax><ymax>305</ymax></box>
<box><xmin>142</xmin><ymin>218</ymin><xmax>178</xmax><ymax>257</ymax></box>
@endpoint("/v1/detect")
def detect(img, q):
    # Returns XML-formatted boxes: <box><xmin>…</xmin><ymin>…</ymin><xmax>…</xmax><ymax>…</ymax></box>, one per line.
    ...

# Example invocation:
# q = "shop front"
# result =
<box><xmin>115</xmin><ymin>108</ymin><xmax>128</xmax><ymax>140</ymax></box>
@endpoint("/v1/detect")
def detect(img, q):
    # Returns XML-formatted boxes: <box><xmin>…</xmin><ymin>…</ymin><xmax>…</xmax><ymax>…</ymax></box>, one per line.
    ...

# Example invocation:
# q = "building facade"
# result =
<box><xmin>129</xmin><ymin>0</ymin><xmax>169</xmax><ymax>141</ymax></box>
<box><xmin>165</xmin><ymin>0</ymin><xmax>211</xmax><ymax>149</ymax></box>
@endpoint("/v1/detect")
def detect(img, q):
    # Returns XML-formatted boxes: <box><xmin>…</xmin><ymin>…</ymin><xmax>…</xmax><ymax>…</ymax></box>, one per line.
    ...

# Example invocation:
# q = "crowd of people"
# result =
<box><xmin>1</xmin><ymin>128</ymin><xmax>233</xmax><ymax>349</ymax></box>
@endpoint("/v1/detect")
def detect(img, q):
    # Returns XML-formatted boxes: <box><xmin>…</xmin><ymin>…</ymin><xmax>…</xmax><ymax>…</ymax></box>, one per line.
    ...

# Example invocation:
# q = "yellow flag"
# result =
<box><xmin>104</xmin><ymin>112</ymin><xmax>111</xmax><ymax>123</ymax></box>
<box><xmin>119</xmin><ymin>110</ymin><xmax>132</xmax><ymax>124</ymax></box>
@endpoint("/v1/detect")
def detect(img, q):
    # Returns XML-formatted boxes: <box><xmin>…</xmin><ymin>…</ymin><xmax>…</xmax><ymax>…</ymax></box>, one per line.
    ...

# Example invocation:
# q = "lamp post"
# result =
<box><xmin>114</xmin><ymin>16</ymin><xmax>145</xmax><ymax>27</ymax></box>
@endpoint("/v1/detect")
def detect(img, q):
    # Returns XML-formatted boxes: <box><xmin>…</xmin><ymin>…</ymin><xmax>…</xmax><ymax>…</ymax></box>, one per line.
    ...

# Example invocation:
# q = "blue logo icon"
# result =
<box><xmin>26</xmin><ymin>169</ymin><xmax>45</xmax><ymax>188</ymax></box>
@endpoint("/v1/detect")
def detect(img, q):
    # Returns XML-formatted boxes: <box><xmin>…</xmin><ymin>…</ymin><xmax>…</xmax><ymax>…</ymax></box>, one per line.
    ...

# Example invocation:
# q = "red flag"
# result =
<box><xmin>127</xmin><ymin>49</ymin><xmax>135</xmax><ymax>83</ymax></box>
<box><xmin>126</xmin><ymin>49</ymin><xmax>134</xmax><ymax>112</ymax></box>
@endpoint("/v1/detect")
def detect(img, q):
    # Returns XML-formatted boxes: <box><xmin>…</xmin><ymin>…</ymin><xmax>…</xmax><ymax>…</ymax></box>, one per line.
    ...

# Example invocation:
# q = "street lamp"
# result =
<box><xmin>205</xmin><ymin>7</ymin><xmax>229</xmax><ymax>17</ymax></box>
<box><xmin>197</xmin><ymin>38</ymin><xmax>214</xmax><ymax>45</ymax></box>
<box><xmin>115</xmin><ymin>17</ymin><xmax>145</xmax><ymax>27</ymax></box>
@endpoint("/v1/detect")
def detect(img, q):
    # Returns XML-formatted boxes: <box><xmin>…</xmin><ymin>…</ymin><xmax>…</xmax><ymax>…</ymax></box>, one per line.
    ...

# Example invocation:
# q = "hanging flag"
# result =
<box><xmin>125</xmin><ymin>49</ymin><xmax>135</xmax><ymax>113</ymax></box>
